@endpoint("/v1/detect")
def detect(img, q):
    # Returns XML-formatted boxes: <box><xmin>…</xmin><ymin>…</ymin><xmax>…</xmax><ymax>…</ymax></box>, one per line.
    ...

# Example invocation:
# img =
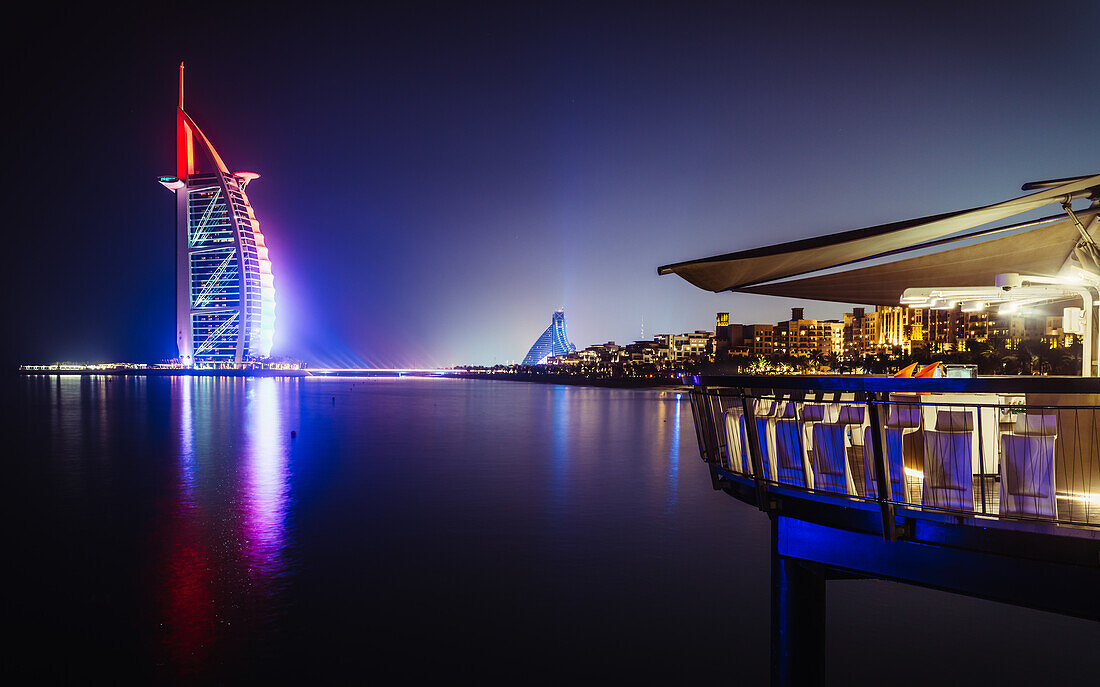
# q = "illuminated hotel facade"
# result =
<box><xmin>522</xmin><ymin>310</ymin><xmax>576</xmax><ymax>365</ymax></box>
<box><xmin>159</xmin><ymin>64</ymin><xmax>275</xmax><ymax>366</ymax></box>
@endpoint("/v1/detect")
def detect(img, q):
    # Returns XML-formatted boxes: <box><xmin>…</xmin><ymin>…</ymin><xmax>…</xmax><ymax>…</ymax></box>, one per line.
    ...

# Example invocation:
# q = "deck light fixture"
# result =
<box><xmin>902</xmin><ymin>273</ymin><xmax>1097</xmax><ymax>375</ymax></box>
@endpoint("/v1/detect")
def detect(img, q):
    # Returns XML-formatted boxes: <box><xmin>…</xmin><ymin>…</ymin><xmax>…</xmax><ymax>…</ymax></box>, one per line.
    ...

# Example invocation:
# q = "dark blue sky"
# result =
<box><xmin>5</xmin><ymin>2</ymin><xmax>1098</xmax><ymax>367</ymax></box>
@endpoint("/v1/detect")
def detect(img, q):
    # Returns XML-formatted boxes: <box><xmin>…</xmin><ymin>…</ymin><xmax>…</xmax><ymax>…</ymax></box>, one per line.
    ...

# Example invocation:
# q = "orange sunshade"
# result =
<box><xmin>914</xmin><ymin>362</ymin><xmax>942</xmax><ymax>378</ymax></box>
<box><xmin>893</xmin><ymin>362</ymin><xmax>919</xmax><ymax>378</ymax></box>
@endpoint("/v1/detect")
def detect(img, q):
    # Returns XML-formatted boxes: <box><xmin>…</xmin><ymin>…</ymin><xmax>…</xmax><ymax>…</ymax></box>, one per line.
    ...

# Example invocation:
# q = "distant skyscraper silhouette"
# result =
<box><xmin>522</xmin><ymin>310</ymin><xmax>577</xmax><ymax>365</ymax></box>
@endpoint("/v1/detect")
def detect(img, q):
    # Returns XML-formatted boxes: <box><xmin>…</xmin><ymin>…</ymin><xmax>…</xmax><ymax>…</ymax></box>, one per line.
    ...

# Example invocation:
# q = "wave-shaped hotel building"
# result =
<box><xmin>522</xmin><ymin>310</ymin><xmax>576</xmax><ymax>365</ymax></box>
<box><xmin>159</xmin><ymin>64</ymin><xmax>275</xmax><ymax>367</ymax></box>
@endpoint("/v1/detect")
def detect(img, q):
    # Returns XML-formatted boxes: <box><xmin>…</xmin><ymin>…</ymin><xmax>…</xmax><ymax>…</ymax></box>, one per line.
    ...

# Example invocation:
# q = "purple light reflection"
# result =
<box><xmin>154</xmin><ymin>377</ymin><xmax>296</xmax><ymax>675</ymax></box>
<box><xmin>177</xmin><ymin>376</ymin><xmax>196</xmax><ymax>498</ymax></box>
<box><xmin>242</xmin><ymin>378</ymin><xmax>292</xmax><ymax>584</ymax></box>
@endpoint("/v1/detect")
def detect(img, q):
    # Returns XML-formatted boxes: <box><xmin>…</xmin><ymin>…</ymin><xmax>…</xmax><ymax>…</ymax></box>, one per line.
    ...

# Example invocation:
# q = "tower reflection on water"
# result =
<box><xmin>161</xmin><ymin>377</ymin><xmax>294</xmax><ymax>672</ymax></box>
<box><xmin>242</xmin><ymin>379</ymin><xmax>292</xmax><ymax>580</ymax></box>
<box><xmin>17</xmin><ymin>375</ymin><xmax>1095</xmax><ymax>682</ymax></box>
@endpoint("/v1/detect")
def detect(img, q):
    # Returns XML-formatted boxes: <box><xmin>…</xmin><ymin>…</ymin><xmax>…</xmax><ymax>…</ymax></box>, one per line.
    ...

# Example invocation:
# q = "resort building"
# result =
<box><xmin>717</xmin><ymin>303</ymin><xmax>1076</xmax><ymax>362</ymax></box>
<box><xmin>742</xmin><ymin>324</ymin><xmax>775</xmax><ymax>356</ymax></box>
<box><xmin>522</xmin><ymin>310</ymin><xmax>577</xmax><ymax>365</ymax></box>
<box><xmin>159</xmin><ymin>64</ymin><xmax>275</xmax><ymax>367</ymax></box>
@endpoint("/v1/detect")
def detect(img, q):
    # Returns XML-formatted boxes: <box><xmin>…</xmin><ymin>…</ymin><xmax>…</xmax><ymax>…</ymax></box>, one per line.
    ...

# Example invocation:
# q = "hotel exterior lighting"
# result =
<box><xmin>522</xmin><ymin>310</ymin><xmax>577</xmax><ymax>366</ymax></box>
<box><xmin>160</xmin><ymin>64</ymin><xmax>276</xmax><ymax>367</ymax></box>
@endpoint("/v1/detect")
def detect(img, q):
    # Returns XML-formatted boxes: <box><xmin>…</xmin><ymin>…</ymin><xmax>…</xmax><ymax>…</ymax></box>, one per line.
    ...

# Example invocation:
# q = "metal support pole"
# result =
<box><xmin>1087</xmin><ymin>292</ymin><xmax>1096</xmax><ymax>378</ymax></box>
<box><xmin>740</xmin><ymin>388</ymin><xmax>768</xmax><ymax>509</ymax></box>
<box><xmin>976</xmin><ymin>404</ymin><xmax>987</xmax><ymax>514</ymax></box>
<box><xmin>865</xmin><ymin>392</ymin><xmax>897</xmax><ymax>540</ymax></box>
<box><xmin>771</xmin><ymin>515</ymin><xmax>826</xmax><ymax>687</ymax></box>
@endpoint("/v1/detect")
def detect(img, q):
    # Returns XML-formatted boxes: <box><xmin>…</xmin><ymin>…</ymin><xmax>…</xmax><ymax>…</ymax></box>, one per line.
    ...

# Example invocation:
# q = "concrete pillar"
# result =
<box><xmin>771</xmin><ymin>518</ymin><xmax>826</xmax><ymax>687</ymax></box>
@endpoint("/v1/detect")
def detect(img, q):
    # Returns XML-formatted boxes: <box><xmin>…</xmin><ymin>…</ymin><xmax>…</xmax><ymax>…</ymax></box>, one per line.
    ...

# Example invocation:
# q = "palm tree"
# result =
<box><xmin>975</xmin><ymin>341</ymin><xmax>1007</xmax><ymax>375</ymax></box>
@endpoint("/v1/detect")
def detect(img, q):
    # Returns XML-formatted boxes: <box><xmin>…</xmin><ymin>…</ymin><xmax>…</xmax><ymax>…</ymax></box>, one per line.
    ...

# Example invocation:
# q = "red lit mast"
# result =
<box><xmin>176</xmin><ymin>62</ymin><xmax>194</xmax><ymax>180</ymax></box>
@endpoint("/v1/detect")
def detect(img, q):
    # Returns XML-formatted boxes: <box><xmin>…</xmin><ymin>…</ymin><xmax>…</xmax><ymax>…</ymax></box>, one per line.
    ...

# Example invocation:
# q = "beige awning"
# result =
<box><xmin>658</xmin><ymin>174</ymin><xmax>1100</xmax><ymax>292</ymax></box>
<box><xmin>738</xmin><ymin>216</ymin><xmax>1085</xmax><ymax>305</ymax></box>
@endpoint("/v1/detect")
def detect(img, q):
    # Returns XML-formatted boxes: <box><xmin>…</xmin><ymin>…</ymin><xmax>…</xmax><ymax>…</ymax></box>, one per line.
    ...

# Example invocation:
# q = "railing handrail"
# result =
<box><xmin>688</xmin><ymin>380</ymin><xmax>1100</xmax><ymax>532</ymax></box>
<box><xmin>689</xmin><ymin>374</ymin><xmax>1100</xmax><ymax>394</ymax></box>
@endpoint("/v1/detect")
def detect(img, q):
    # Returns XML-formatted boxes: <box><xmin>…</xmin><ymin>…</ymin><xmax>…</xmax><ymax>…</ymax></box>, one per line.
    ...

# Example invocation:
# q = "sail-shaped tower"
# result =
<box><xmin>159</xmin><ymin>63</ymin><xmax>276</xmax><ymax>366</ymax></box>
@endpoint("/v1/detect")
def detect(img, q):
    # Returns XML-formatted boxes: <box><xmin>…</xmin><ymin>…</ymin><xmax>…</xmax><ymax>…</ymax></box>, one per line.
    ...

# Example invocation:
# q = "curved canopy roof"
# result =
<box><xmin>739</xmin><ymin>213</ymin><xmax>1091</xmax><ymax>305</ymax></box>
<box><xmin>658</xmin><ymin>174</ymin><xmax>1100</xmax><ymax>299</ymax></box>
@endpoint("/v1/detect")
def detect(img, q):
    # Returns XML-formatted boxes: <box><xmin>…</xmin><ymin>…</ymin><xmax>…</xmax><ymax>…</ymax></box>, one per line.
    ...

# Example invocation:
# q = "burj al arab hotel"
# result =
<box><xmin>159</xmin><ymin>64</ymin><xmax>276</xmax><ymax>367</ymax></box>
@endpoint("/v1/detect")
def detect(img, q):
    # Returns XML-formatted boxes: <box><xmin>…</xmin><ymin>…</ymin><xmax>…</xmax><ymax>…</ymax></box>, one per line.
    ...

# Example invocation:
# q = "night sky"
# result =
<box><xmin>5</xmin><ymin>2</ymin><xmax>1098</xmax><ymax>368</ymax></box>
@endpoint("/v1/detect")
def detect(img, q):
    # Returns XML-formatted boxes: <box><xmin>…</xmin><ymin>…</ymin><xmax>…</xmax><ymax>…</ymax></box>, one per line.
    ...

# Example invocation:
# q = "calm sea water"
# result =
<box><xmin>6</xmin><ymin>376</ymin><xmax>1098</xmax><ymax>683</ymax></box>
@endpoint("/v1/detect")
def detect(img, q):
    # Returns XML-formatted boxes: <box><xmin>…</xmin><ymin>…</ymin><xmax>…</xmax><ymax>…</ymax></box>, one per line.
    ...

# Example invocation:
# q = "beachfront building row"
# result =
<box><xmin>545</xmin><ymin>330</ymin><xmax>717</xmax><ymax>369</ymax></box>
<box><xmin>537</xmin><ymin>303</ymin><xmax>1076</xmax><ymax>373</ymax></box>
<box><xmin>540</xmin><ymin>302</ymin><xmax>1076</xmax><ymax>371</ymax></box>
<box><xmin>721</xmin><ymin>305</ymin><xmax>1076</xmax><ymax>360</ymax></box>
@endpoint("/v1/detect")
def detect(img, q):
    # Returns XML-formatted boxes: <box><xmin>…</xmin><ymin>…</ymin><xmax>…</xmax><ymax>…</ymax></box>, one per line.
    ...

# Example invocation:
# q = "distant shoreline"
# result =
<box><xmin>15</xmin><ymin>367</ymin><xmax>689</xmax><ymax>389</ymax></box>
<box><xmin>447</xmin><ymin>371</ymin><xmax>689</xmax><ymax>389</ymax></box>
<box><xmin>17</xmin><ymin>367</ymin><xmax>313</xmax><ymax>378</ymax></box>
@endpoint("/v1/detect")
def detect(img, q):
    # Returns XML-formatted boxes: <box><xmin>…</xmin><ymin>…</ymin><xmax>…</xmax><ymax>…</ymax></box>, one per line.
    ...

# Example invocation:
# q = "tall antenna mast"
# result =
<box><xmin>175</xmin><ymin>62</ymin><xmax>194</xmax><ymax>179</ymax></box>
